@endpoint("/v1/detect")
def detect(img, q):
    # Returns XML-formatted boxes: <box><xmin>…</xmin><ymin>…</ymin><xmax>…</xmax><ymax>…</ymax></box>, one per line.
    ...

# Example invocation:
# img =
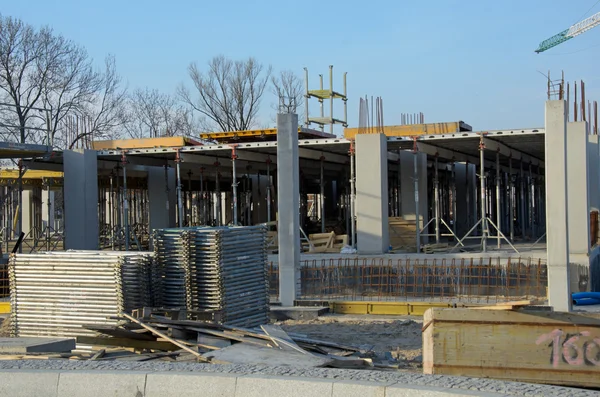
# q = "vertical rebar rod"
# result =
<box><xmin>175</xmin><ymin>152</ymin><xmax>184</xmax><ymax>228</ymax></box>
<box><xmin>479</xmin><ymin>140</ymin><xmax>487</xmax><ymax>252</ymax></box>
<box><xmin>231</xmin><ymin>147</ymin><xmax>238</xmax><ymax>226</ymax></box>
<box><xmin>509</xmin><ymin>157</ymin><xmax>514</xmax><ymax>241</ymax></box>
<box><xmin>434</xmin><ymin>156</ymin><xmax>440</xmax><ymax>244</ymax></box>
<box><xmin>496</xmin><ymin>151</ymin><xmax>501</xmax><ymax>248</ymax></box>
<box><xmin>320</xmin><ymin>156</ymin><xmax>325</xmax><ymax>233</ymax></box>
<box><xmin>414</xmin><ymin>149</ymin><xmax>420</xmax><ymax>252</ymax></box>
<box><xmin>122</xmin><ymin>154</ymin><xmax>129</xmax><ymax>251</ymax></box>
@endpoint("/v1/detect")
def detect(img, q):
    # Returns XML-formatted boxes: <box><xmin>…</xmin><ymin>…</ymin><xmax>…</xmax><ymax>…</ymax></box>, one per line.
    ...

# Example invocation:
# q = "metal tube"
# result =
<box><xmin>266</xmin><ymin>159</ymin><xmax>271</xmax><ymax>223</ymax></box>
<box><xmin>479</xmin><ymin>140</ymin><xmax>487</xmax><ymax>252</ymax></box>
<box><xmin>434</xmin><ymin>156</ymin><xmax>440</xmax><ymax>244</ymax></box>
<box><xmin>329</xmin><ymin>65</ymin><xmax>334</xmax><ymax>135</ymax></box>
<box><xmin>496</xmin><ymin>151</ymin><xmax>501</xmax><ymax>248</ymax></box>
<box><xmin>109</xmin><ymin>173</ymin><xmax>114</xmax><ymax>250</ymax></box>
<box><xmin>466</xmin><ymin>161</ymin><xmax>470</xmax><ymax>229</ymax></box>
<box><xmin>17</xmin><ymin>160</ymin><xmax>23</xmax><ymax>253</ymax></box>
<box><xmin>175</xmin><ymin>154</ymin><xmax>184</xmax><ymax>228</ymax></box>
<box><xmin>231</xmin><ymin>148</ymin><xmax>238</xmax><ymax>226</ymax></box>
<box><xmin>414</xmin><ymin>151</ymin><xmax>420</xmax><ymax>252</ymax></box>
<box><xmin>350</xmin><ymin>145</ymin><xmax>356</xmax><ymax>248</ymax></box>
<box><xmin>320</xmin><ymin>157</ymin><xmax>325</xmax><ymax>233</ymax></box>
<box><xmin>397</xmin><ymin>150</ymin><xmax>402</xmax><ymax>217</ymax></box>
<box><xmin>452</xmin><ymin>161</ymin><xmax>457</xmax><ymax>235</ymax></box>
<box><xmin>122</xmin><ymin>157</ymin><xmax>129</xmax><ymax>251</ymax></box>
<box><xmin>304</xmin><ymin>68</ymin><xmax>309</xmax><ymax>126</ymax></box>
<box><xmin>509</xmin><ymin>157</ymin><xmax>514</xmax><ymax>241</ymax></box>
<box><xmin>343</xmin><ymin>72</ymin><xmax>348</xmax><ymax>127</ymax></box>
<box><xmin>200</xmin><ymin>169</ymin><xmax>204</xmax><ymax>225</ymax></box>
<box><xmin>215</xmin><ymin>166</ymin><xmax>221</xmax><ymax>226</ymax></box>
<box><xmin>529</xmin><ymin>163</ymin><xmax>535</xmax><ymax>239</ymax></box>
<box><xmin>45</xmin><ymin>179</ymin><xmax>51</xmax><ymax>251</ymax></box>
<box><xmin>520</xmin><ymin>160</ymin><xmax>525</xmax><ymax>240</ymax></box>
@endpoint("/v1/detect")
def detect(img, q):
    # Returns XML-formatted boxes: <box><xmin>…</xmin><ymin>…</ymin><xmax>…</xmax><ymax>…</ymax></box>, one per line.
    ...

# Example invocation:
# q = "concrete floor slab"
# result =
<box><xmin>0</xmin><ymin>337</ymin><xmax>75</xmax><ymax>353</ymax></box>
<box><xmin>270</xmin><ymin>306</ymin><xmax>329</xmax><ymax>321</ymax></box>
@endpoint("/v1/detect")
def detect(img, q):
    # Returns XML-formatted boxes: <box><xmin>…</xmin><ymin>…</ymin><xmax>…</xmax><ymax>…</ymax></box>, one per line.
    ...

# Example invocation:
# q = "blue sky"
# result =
<box><xmin>4</xmin><ymin>0</ymin><xmax>600</xmax><ymax>134</ymax></box>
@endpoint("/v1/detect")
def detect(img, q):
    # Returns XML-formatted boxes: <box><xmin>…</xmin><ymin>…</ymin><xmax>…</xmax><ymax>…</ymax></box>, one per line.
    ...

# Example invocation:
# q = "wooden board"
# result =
<box><xmin>76</xmin><ymin>336</ymin><xmax>179</xmax><ymax>351</ymax></box>
<box><xmin>201</xmin><ymin>343</ymin><xmax>331</xmax><ymax>367</ymax></box>
<box><xmin>422</xmin><ymin>308</ymin><xmax>600</xmax><ymax>388</ymax></box>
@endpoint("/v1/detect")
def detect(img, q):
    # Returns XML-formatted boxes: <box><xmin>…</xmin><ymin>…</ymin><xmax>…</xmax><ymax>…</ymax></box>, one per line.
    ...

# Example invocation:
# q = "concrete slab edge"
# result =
<box><xmin>0</xmin><ymin>369</ymin><xmax>507</xmax><ymax>397</ymax></box>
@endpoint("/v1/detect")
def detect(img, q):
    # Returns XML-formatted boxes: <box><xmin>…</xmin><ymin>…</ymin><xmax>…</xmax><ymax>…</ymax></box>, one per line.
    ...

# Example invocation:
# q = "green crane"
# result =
<box><xmin>535</xmin><ymin>11</ymin><xmax>600</xmax><ymax>53</ymax></box>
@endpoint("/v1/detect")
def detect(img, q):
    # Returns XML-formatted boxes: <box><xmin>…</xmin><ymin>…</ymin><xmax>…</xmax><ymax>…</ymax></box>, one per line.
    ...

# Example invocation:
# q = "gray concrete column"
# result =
<box><xmin>64</xmin><ymin>149</ymin><xmax>99</xmax><ymax>250</ymax></box>
<box><xmin>567</xmin><ymin>122</ymin><xmax>590</xmax><ymax>259</ymax></box>
<box><xmin>276</xmin><ymin>113</ymin><xmax>300</xmax><ymax>307</ymax></box>
<box><xmin>147</xmin><ymin>167</ymin><xmax>176</xmax><ymax>234</ymax></box>
<box><xmin>587</xmin><ymin>135</ymin><xmax>599</xmax><ymax>211</ymax></box>
<box><xmin>544</xmin><ymin>101</ymin><xmax>571</xmax><ymax>312</ymax></box>
<box><xmin>399</xmin><ymin>151</ymin><xmax>428</xmax><ymax>240</ymax></box>
<box><xmin>20</xmin><ymin>189</ymin><xmax>33</xmax><ymax>236</ymax></box>
<box><xmin>355</xmin><ymin>134</ymin><xmax>389</xmax><ymax>253</ymax></box>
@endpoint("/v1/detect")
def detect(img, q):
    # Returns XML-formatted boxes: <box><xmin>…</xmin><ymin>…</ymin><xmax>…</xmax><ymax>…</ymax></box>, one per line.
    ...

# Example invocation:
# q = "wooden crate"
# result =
<box><xmin>388</xmin><ymin>217</ymin><xmax>417</xmax><ymax>251</ymax></box>
<box><xmin>423</xmin><ymin>308</ymin><xmax>600</xmax><ymax>388</ymax></box>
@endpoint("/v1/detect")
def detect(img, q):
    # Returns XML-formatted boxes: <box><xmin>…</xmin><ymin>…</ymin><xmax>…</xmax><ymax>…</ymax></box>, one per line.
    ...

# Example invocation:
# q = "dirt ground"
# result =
<box><xmin>278</xmin><ymin>314</ymin><xmax>423</xmax><ymax>366</ymax></box>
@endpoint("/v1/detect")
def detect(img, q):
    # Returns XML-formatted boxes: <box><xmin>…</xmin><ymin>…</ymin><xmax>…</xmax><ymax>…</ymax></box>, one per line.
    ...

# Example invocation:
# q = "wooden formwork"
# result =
<box><xmin>423</xmin><ymin>308</ymin><xmax>600</xmax><ymax>389</ymax></box>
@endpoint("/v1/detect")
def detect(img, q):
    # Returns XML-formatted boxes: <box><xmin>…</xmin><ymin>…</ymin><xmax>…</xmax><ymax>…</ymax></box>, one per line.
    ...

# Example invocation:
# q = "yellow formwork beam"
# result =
<box><xmin>0</xmin><ymin>302</ymin><xmax>10</xmax><ymax>314</ymax></box>
<box><xmin>344</xmin><ymin>121</ymin><xmax>471</xmax><ymax>140</ymax></box>
<box><xmin>92</xmin><ymin>136</ymin><xmax>200</xmax><ymax>150</ymax></box>
<box><xmin>329</xmin><ymin>301</ymin><xmax>469</xmax><ymax>316</ymax></box>
<box><xmin>0</xmin><ymin>170</ymin><xmax>63</xmax><ymax>180</ymax></box>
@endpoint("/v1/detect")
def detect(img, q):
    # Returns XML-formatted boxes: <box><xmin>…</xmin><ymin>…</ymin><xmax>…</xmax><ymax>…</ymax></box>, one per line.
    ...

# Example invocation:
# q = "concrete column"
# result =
<box><xmin>567</xmin><ymin>122</ymin><xmax>590</xmax><ymax>257</ymax></box>
<box><xmin>20</xmin><ymin>189</ymin><xmax>33</xmax><ymax>236</ymax></box>
<box><xmin>355</xmin><ymin>134</ymin><xmax>389</xmax><ymax>253</ymax></box>
<box><xmin>64</xmin><ymin>149</ymin><xmax>99</xmax><ymax>250</ymax></box>
<box><xmin>147</xmin><ymin>167</ymin><xmax>176</xmax><ymax>234</ymax></box>
<box><xmin>545</xmin><ymin>101</ymin><xmax>571</xmax><ymax>312</ymax></box>
<box><xmin>276</xmin><ymin>113</ymin><xmax>300</xmax><ymax>307</ymax></box>
<box><xmin>587</xmin><ymin>135</ymin><xmax>599</xmax><ymax>211</ymax></box>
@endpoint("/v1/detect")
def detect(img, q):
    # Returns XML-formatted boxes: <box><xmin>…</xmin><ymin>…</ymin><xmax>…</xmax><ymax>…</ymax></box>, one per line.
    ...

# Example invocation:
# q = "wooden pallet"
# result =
<box><xmin>423</xmin><ymin>308</ymin><xmax>600</xmax><ymax>389</ymax></box>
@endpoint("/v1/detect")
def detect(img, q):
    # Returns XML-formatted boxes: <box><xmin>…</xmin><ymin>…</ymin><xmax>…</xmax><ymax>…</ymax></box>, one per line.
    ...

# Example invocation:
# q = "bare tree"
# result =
<box><xmin>0</xmin><ymin>15</ymin><xmax>72</xmax><ymax>144</ymax></box>
<box><xmin>126</xmin><ymin>88</ymin><xmax>196</xmax><ymax>139</ymax></box>
<box><xmin>179</xmin><ymin>55</ymin><xmax>272</xmax><ymax>132</ymax></box>
<box><xmin>66</xmin><ymin>55</ymin><xmax>129</xmax><ymax>149</ymax></box>
<box><xmin>271</xmin><ymin>70</ymin><xmax>303</xmax><ymax>115</ymax></box>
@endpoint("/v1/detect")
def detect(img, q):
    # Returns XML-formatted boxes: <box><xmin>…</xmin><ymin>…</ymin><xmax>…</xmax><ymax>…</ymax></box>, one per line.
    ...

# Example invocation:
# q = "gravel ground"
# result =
<box><xmin>0</xmin><ymin>360</ymin><xmax>596</xmax><ymax>397</ymax></box>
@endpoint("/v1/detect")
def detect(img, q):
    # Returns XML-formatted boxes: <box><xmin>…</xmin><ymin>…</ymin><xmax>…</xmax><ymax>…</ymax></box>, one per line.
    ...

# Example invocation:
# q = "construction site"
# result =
<box><xmin>1</xmin><ymin>9</ymin><xmax>600</xmax><ymax>397</ymax></box>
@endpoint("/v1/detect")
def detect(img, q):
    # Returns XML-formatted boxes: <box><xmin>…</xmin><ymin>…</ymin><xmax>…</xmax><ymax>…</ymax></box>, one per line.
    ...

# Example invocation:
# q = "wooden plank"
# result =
<box><xmin>76</xmin><ymin>336</ymin><xmax>179</xmax><ymax>351</ymax></box>
<box><xmin>472</xmin><ymin>300</ymin><xmax>538</xmax><ymax>311</ymax></box>
<box><xmin>423</xmin><ymin>308</ymin><xmax>600</xmax><ymax>388</ymax></box>
<box><xmin>201</xmin><ymin>343</ymin><xmax>331</xmax><ymax>367</ymax></box>
<box><xmin>121</xmin><ymin>313</ymin><xmax>218</xmax><ymax>363</ymax></box>
<box><xmin>82</xmin><ymin>324</ymin><xmax>156</xmax><ymax>341</ymax></box>
<box><xmin>90</xmin><ymin>349</ymin><xmax>105</xmax><ymax>361</ymax></box>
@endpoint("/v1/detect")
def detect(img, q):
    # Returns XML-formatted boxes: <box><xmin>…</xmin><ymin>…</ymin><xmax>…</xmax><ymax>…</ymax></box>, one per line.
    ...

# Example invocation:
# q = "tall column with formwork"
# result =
<box><xmin>63</xmin><ymin>149</ymin><xmax>99</xmax><ymax>250</ymax></box>
<box><xmin>277</xmin><ymin>113</ymin><xmax>300</xmax><ymax>307</ymax></box>
<box><xmin>355</xmin><ymin>133</ymin><xmax>389</xmax><ymax>253</ymax></box>
<box><xmin>567</xmin><ymin>121</ymin><xmax>591</xmax><ymax>293</ymax></box>
<box><xmin>545</xmin><ymin>101</ymin><xmax>571</xmax><ymax>312</ymax></box>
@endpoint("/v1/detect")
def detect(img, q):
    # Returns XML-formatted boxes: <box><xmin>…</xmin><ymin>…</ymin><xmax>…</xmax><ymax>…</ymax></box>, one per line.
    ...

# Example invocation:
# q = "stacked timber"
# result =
<box><xmin>9</xmin><ymin>251</ymin><xmax>155</xmax><ymax>337</ymax></box>
<box><xmin>153</xmin><ymin>225</ymin><xmax>269</xmax><ymax>328</ymax></box>
<box><xmin>388</xmin><ymin>217</ymin><xmax>418</xmax><ymax>251</ymax></box>
<box><xmin>423</xmin><ymin>308</ymin><xmax>600</xmax><ymax>389</ymax></box>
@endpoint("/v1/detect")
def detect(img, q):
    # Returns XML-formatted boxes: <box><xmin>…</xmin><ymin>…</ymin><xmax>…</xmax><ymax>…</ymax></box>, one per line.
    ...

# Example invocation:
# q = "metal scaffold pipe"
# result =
<box><xmin>320</xmin><ymin>156</ymin><xmax>326</xmax><ymax>233</ymax></box>
<box><xmin>509</xmin><ymin>157</ymin><xmax>514</xmax><ymax>242</ymax></box>
<box><xmin>496</xmin><ymin>151</ymin><xmax>501</xmax><ymax>249</ymax></box>
<box><xmin>121</xmin><ymin>152</ymin><xmax>130</xmax><ymax>251</ymax></box>
<box><xmin>266</xmin><ymin>157</ymin><xmax>272</xmax><ymax>223</ymax></box>
<box><xmin>349</xmin><ymin>142</ymin><xmax>356</xmax><ymax>248</ymax></box>
<box><xmin>413</xmin><ymin>140</ymin><xmax>420</xmax><ymax>252</ymax></box>
<box><xmin>434</xmin><ymin>155</ymin><xmax>440</xmax><ymax>244</ymax></box>
<box><xmin>479</xmin><ymin>138</ymin><xmax>487</xmax><ymax>252</ymax></box>
<box><xmin>215</xmin><ymin>161</ymin><xmax>221</xmax><ymax>226</ymax></box>
<box><xmin>175</xmin><ymin>150</ymin><xmax>184</xmax><ymax>228</ymax></box>
<box><xmin>231</xmin><ymin>145</ymin><xmax>239</xmax><ymax>226</ymax></box>
<box><xmin>199</xmin><ymin>168</ymin><xmax>205</xmax><ymax>225</ymax></box>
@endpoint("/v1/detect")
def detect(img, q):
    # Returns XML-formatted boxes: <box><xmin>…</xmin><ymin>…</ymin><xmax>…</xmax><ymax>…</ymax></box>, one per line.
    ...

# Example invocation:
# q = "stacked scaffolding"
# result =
<box><xmin>9</xmin><ymin>251</ymin><xmax>155</xmax><ymax>337</ymax></box>
<box><xmin>153</xmin><ymin>225</ymin><xmax>269</xmax><ymax>327</ymax></box>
